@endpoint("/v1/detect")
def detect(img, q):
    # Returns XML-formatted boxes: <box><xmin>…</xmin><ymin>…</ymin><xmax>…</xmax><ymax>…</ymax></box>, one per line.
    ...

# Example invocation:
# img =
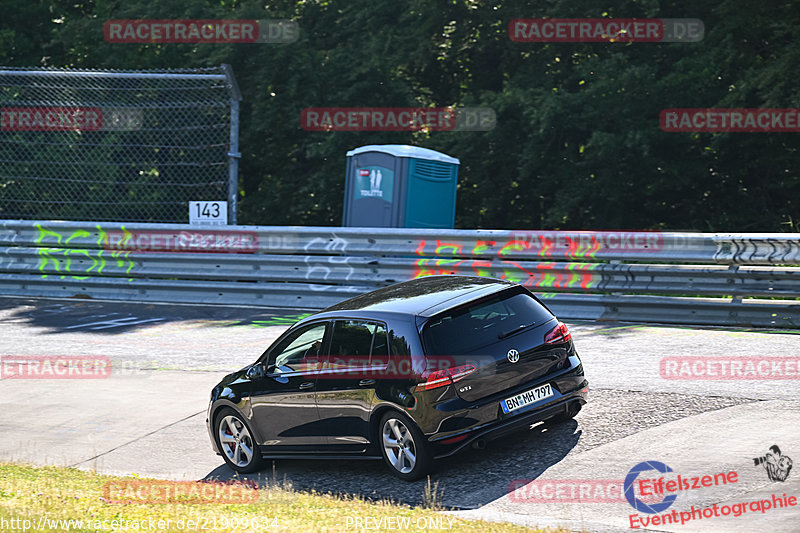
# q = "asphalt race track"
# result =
<box><xmin>1</xmin><ymin>296</ymin><xmax>799</xmax><ymax>532</ymax></box>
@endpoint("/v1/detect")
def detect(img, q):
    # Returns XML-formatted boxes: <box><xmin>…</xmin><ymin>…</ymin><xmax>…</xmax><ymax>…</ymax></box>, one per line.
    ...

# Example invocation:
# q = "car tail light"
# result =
<box><xmin>440</xmin><ymin>434</ymin><xmax>469</xmax><ymax>445</ymax></box>
<box><xmin>544</xmin><ymin>321</ymin><xmax>572</xmax><ymax>345</ymax></box>
<box><xmin>420</xmin><ymin>364</ymin><xmax>477</xmax><ymax>390</ymax></box>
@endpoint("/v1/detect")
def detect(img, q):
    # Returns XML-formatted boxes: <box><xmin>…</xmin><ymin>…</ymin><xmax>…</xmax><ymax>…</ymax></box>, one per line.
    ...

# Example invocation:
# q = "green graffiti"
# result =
<box><xmin>538</xmin><ymin>273</ymin><xmax>558</xmax><ymax>287</ymax></box>
<box><xmin>35</xmin><ymin>225</ymin><xmax>66</xmax><ymax>278</ymax></box>
<box><xmin>95</xmin><ymin>226</ymin><xmax>108</xmax><ymax>275</ymax></box>
<box><xmin>471</xmin><ymin>241</ymin><xmax>494</xmax><ymax>256</ymax></box>
<box><xmin>117</xmin><ymin>226</ymin><xmax>134</xmax><ymax>279</ymax></box>
<box><xmin>35</xmin><ymin>224</ymin><xmax>133</xmax><ymax>280</ymax></box>
<box><xmin>35</xmin><ymin>224</ymin><xmax>63</xmax><ymax>244</ymax></box>
<box><xmin>565</xmin><ymin>262</ymin><xmax>598</xmax><ymax>289</ymax></box>
<box><xmin>64</xmin><ymin>229</ymin><xmax>90</xmax><ymax>245</ymax></box>
<box><xmin>434</xmin><ymin>241</ymin><xmax>462</xmax><ymax>255</ymax></box>
<box><xmin>107</xmin><ymin>227</ymin><xmax>134</xmax><ymax>277</ymax></box>
<box><xmin>236</xmin><ymin>313</ymin><xmax>314</xmax><ymax>327</ymax></box>
<box><xmin>64</xmin><ymin>230</ymin><xmax>96</xmax><ymax>279</ymax></box>
<box><xmin>37</xmin><ymin>247</ymin><xmax>63</xmax><ymax>277</ymax></box>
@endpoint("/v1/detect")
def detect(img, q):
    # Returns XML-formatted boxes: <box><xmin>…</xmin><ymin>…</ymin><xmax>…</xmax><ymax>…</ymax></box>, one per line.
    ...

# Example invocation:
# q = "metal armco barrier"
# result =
<box><xmin>0</xmin><ymin>219</ymin><xmax>798</xmax><ymax>327</ymax></box>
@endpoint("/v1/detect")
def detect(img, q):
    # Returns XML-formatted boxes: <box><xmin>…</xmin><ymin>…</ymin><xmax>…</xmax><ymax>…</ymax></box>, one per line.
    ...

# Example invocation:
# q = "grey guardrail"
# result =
<box><xmin>0</xmin><ymin>219</ymin><xmax>798</xmax><ymax>327</ymax></box>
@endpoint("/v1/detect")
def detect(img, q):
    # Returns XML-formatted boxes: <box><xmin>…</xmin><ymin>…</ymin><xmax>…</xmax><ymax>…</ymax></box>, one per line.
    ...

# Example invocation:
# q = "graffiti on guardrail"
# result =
<box><xmin>512</xmin><ymin>231</ymin><xmax>665</xmax><ymax>256</ymax></box>
<box><xmin>410</xmin><ymin>232</ymin><xmax>676</xmax><ymax>289</ymax></box>
<box><xmin>303</xmin><ymin>236</ymin><xmax>357</xmax><ymax>291</ymax></box>
<box><xmin>35</xmin><ymin>224</ymin><xmax>134</xmax><ymax>280</ymax></box>
<box><xmin>412</xmin><ymin>238</ymin><xmax>599</xmax><ymax>290</ymax></box>
<box><xmin>713</xmin><ymin>235</ymin><xmax>800</xmax><ymax>264</ymax></box>
<box><xmin>33</xmin><ymin>225</ymin><xmax>267</xmax><ymax>279</ymax></box>
<box><xmin>104</xmin><ymin>229</ymin><xmax>259</xmax><ymax>253</ymax></box>
<box><xmin>205</xmin><ymin>313</ymin><xmax>316</xmax><ymax>327</ymax></box>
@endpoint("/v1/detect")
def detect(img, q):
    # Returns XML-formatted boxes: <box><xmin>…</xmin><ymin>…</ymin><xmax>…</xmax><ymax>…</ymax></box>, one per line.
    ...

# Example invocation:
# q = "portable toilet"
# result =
<box><xmin>342</xmin><ymin>145</ymin><xmax>459</xmax><ymax>228</ymax></box>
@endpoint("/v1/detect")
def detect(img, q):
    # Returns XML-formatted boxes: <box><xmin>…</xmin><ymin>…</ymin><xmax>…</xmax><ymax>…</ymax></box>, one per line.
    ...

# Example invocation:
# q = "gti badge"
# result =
<box><xmin>507</xmin><ymin>349</ymin><xmax>520</xmax><ymax>363</ymax></box>
<box><xmin>459</xmin><ymin>385</ymin><xmax>472</xmax><ymax>393</ymax></box>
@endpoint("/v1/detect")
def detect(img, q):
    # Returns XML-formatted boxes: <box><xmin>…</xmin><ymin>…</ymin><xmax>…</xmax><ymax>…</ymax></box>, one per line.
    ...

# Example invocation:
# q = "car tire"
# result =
<box><xmin>378</xmin><ymin>411</ymin><xmax>433</xmax><ymax>481</ymax></box>
<box><xmin>214</xmin><ymin>407</ymin><xmax>265</xmax><ymax>474</ymax></box>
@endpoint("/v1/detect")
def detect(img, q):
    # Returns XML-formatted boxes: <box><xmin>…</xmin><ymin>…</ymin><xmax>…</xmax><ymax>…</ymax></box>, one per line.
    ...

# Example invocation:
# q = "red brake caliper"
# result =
<box><xmin>224</xmin><ymin>423</ymin><xmax>236</xmax><ymax>453</ymax></box>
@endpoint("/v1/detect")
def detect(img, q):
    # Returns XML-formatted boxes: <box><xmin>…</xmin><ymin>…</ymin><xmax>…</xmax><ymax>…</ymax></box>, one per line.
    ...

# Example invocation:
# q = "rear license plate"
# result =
<box><xmin>501</xmin><ymin>383</ymin><xmax>554</xmax><ymax>414</ymax></box>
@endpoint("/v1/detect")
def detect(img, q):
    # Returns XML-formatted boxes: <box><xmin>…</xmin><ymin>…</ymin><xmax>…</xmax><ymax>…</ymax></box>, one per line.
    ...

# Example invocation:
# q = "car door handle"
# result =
<box><xmin>359</xmin><ymin>379</ymin><xmax>376</xmax><ymax>386</ymax></box>
<box><xmin>299</xmin><ymin>382</ymin><xmax>314</xmax><ymax>390</ymax></box>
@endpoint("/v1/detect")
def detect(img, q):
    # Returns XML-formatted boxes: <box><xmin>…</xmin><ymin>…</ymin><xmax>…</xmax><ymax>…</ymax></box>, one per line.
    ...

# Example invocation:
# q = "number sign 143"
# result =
<box><xmin>189</xmin><ymin>201</ymin><xmax>228</xmax><ymax>225</ymax></box>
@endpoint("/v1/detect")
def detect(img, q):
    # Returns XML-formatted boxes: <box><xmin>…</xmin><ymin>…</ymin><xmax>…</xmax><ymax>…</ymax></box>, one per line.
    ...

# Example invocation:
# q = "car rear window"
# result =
<box><xmin>422</xmin><ymin>290</ymin><xmax>554</xmax><ymax>355</ymax></box>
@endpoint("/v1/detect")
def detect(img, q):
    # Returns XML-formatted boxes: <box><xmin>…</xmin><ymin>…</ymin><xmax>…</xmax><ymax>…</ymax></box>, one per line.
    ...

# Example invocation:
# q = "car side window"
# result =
<box><xmin>268</xmin><ymin>322</ymin><xmax>328</xmax><ymax>373</ymax></box>
<box><xmin>371</xmin><ymin>324</ymin><xmax>389</xmax><ymax>360</ymax></box>
<box><xmin>328</xmin><ymin>320</ymin><xmax>376</xmax><ymax>369</ymax></box>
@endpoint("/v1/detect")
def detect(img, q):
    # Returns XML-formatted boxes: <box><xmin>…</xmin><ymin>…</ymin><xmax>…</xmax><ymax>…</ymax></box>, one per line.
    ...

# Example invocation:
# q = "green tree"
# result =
<box><xmin>0</xmin><ymin>0</ymin><xmax>797</xmax><ymax>231</ymax></box>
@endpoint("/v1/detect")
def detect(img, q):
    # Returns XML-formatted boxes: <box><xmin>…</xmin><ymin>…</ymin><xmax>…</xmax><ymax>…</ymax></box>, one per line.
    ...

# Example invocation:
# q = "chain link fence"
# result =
<box><xmin>0</xmin><ymin>65</ymin><xmax>240</xmax><ymax>223</ymax></box>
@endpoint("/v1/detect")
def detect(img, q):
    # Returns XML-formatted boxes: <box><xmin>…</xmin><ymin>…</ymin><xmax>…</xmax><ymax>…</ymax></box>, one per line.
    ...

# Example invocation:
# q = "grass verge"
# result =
<box><xmin>0</xmin><ymin>463</ymin><xmax>572</xmax><ymax>532</ymax></box>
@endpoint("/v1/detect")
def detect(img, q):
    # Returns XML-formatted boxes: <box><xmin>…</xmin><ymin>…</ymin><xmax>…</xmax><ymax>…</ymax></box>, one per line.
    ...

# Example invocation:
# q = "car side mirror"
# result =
<box><xmin>246</xmin><ymin>363</ymin><xmax>265</xmax><ymax>379</ymax></box>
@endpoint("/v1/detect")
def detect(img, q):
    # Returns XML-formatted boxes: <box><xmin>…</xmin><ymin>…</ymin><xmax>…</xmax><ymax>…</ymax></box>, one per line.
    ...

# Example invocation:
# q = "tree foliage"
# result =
<box><xmin>1</xmin><ymin>0</ymin><xmax>798</xmax><ymax>231</ymax></box>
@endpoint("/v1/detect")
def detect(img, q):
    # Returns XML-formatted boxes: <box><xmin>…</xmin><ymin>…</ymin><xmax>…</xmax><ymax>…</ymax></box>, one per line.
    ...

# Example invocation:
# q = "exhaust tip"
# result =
<box><xmin>471</xmin><ymin>439</ymin><xmax>487</xmax><ymax>450</ymax></box>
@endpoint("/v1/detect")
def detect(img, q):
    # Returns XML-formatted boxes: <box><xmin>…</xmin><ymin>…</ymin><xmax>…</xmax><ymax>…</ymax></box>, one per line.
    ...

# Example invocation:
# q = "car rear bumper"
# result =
<box><xmin>431</xmin><ymin>379</ymin><xmax>588</xmax><ymax>459</ymax></box>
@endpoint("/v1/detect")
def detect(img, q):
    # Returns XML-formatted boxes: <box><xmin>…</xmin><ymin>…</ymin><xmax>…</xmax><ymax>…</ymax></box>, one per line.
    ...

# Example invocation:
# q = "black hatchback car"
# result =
<box><xmin>206</xmin><ymin>275</ymin><xmax>588</xmax><ymax>480</ymax></box>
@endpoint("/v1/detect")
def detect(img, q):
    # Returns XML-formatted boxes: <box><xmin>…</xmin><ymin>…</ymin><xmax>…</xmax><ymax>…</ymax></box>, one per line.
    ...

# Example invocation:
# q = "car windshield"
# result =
<box><xmin>422</xmin><ymin>291</ymin><xmax>553</xmax><ymax>355</ymax></box>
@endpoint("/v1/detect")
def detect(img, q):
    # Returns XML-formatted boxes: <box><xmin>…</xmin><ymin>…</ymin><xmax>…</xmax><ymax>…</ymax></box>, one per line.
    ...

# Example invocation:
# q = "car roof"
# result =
<box><xmin>314</xmin><ymin>275</ymin><xmax>519</xmax><ymax>319</ymax></box>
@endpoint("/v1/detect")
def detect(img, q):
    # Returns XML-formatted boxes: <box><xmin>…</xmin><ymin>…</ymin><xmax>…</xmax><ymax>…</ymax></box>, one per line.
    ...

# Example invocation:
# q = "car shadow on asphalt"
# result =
<box><xmin>0</xmin><ymin>296</ymin><xmax>316</xmax><ymax>335</ymax></box>
<box><xmin>201</xmin><ymin>418</ymin><xmax>582</xmax><ymax>509</ymax></box>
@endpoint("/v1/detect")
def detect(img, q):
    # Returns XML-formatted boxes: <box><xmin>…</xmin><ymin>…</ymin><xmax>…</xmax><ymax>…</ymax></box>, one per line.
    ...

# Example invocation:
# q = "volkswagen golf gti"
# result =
<box><xmin>206</xmin><ymin>275</ymin><xmax>588</xmax><ymax>480</ymax></box>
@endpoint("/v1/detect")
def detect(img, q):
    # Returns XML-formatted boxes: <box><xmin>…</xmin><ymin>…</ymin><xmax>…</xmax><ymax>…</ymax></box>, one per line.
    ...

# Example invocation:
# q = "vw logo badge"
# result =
<box><xmin>507</xmin><ymin>349</ymin><xmax>520</xmax><ymax>363</ymax></box>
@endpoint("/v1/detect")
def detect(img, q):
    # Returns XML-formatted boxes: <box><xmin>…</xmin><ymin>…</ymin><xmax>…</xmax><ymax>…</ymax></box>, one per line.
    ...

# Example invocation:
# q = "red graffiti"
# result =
<box><xmin>411</xmin><ymin>237</ymin><xmax>598</xmax><ymax>290</ymax></box>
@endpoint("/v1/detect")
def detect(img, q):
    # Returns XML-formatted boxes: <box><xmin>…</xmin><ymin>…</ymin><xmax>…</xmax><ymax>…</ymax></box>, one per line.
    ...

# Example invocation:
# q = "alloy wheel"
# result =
<box><xmin>218</xmin><ymin>414</ymin><xmax>255</xmax><ymax>468</ymax></box>
<box><xmin>382</xmin><ymin>418</ymin><xmax>417</xmax><ymax>474</ymax></box>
